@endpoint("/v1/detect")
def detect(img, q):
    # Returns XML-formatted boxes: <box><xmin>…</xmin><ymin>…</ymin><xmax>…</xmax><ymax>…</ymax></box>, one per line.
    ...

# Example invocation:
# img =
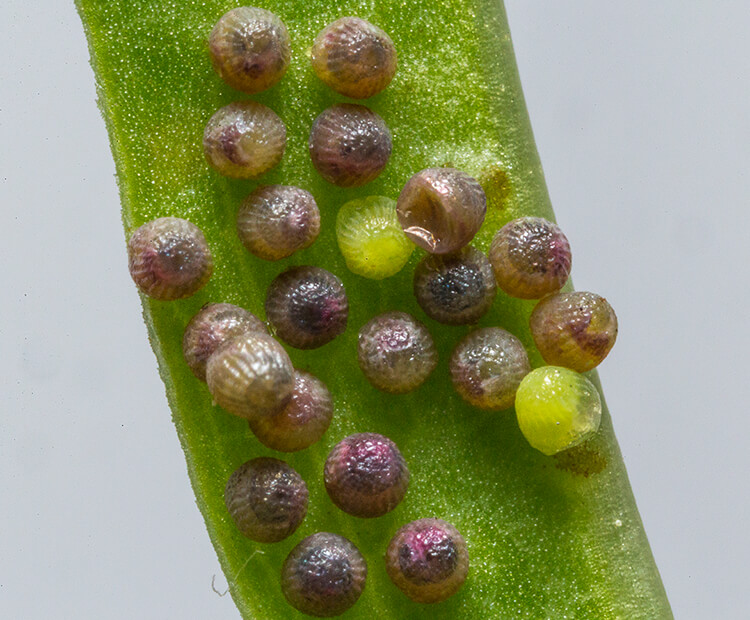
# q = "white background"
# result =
<box><xmin>1</xmin><ymin>1</ymin><xmax>748</xmax><ymax>618</ymax></box>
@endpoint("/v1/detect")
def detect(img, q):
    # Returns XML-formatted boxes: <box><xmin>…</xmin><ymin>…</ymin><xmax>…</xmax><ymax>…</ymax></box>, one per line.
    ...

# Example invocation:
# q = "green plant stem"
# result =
<box><xmin>76</xmin><ymin>0</ymin><xmax>672</xmax><ymax>617</ymax></box>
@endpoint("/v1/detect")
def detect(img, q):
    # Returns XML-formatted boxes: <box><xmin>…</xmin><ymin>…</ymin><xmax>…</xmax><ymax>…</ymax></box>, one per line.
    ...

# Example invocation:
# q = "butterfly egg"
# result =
<box><xmin>205</xmin><ymin>332</ymin><xmax>294</xmax><ymax>419</ymax></box>
<box><xmin>324</xmin><ymin>432</ymin><xmax>409</xmax><ymax>518</ymax></box>
<box><xmin>515</xmin><ymin>366</ymin><xmax>602</xmax><ymax>455</ymax></box>
<box><xmin>309</xmin><ymin>104</ymin><xmax>392</xmax><ymax>187</ymax></box>
<box><xmin>224</xmin><ymin>457</ymin><xmax>308</xmax><ymax>543</ymax></box>
<box><xmin>265</xmin><ymin>266</ymin><xmax>349</xmax><ymax>349</ymax></box>
<box><xmin>489</xmin><ymin>216</ymin><xmax>572</xmax><ymax>299</ymax></box>
<box><xmin>530</xmin><ymin>291</ymin><xmax>618</xmax><ymax>372</ymax></box>
<box><xmin>396</xmin><ymin>168</ymin><xmax>486</xmax><ymax>254</ymax></box>
<box><xmin>310</xmin><ymin>16</ymin><xmax>397</xmax><ymax>99</ymax></box>
<box><xmin>413</xmin><ymin>246</ymin><xmax>497</xmax><ymax>325</ymax></box>
<box><xmin>208</xmin><ymin>7</ymin><xmax>291</xmax><ymax>94</ymax></box>
<box><xmin>203</xmin><ymin>101</ymin><xmax>286</xmax><ymax>179</ymax></box>
<box><xmin>336</xmin><ymin>196</ymin><xmax>413</xmax><ymax>279</ymax></box>
<box><xmin>248</xmin><ymin>370</ymin><xmax>333</xmax><ymax>452</ymax></box>
<box><xmin>282</xmin><ymin>532</ymin><xmax>367</xmax><ymax>617</ymax></box>
<box><xmin>357</xmin><ymin>311</ymin><xmax>437</xmax><ymax>394</ymax></box>
<box><xmin>237</xmin><ymin>185</ymin><xmax>320</xmax><ymax>261</ymax></box>
<box><xmin>385</xmin><ymin>518</ymin><xmax>469</xmax><ymax>604</ymax></box>
<box><xmin>127</xmin><ymin>217</ymin><xmax>213</xmax><ymax>301</ymax></box>
<box><xmin>182</xmin><ymin>303</ymin><xmax>266</xmax><ymax>381</ymax></box>
<box><xmin>450</xmin><ymin>327</ymin><xmax>531</xmax><ymax>410</ymax></box>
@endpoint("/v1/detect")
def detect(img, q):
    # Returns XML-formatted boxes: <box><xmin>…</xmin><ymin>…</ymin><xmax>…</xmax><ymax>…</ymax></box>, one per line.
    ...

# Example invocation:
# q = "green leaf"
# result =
<box><xmin>76</xmin><ymin>0</ymin><xmax>672</xmax><ymax>617</ymax></box>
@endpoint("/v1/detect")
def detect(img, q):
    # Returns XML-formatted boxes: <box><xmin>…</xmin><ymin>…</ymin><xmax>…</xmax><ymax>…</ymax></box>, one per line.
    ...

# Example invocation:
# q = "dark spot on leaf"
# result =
<box><xmin>480</xmin><ymin>165</ymin><xmax>512</xmax><ymax>212</ymax></box>
<box><xmin>553</xmin><ymin>444</ymin><xmax>607</xmax><ymax>477</ymax></box>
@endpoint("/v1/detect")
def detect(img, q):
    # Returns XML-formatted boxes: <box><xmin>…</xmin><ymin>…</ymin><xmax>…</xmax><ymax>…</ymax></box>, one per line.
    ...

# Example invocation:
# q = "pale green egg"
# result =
<box><xmin>515</xmin><ymin>366</ymin><xmax>602</xmax><ymax>455</ymax></box>
<box><xmin>336</xmin><ymin>196</ymin><xmax>414</xmax><ymax>279</ymax></box>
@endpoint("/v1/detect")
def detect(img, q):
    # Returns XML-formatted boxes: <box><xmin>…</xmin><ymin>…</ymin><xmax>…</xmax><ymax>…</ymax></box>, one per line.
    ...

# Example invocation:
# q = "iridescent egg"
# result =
<box><xmin>385</xmin><ymin>518</ymin><xmax>469</xmax><ymax>604</ymax></box>
<box><xmin>127</xmin><ymin>217</ymin><xmax>213</xmax><ymax>301</ymax></box>
<box><xmin>413</xmin><ymin>246</ymin><xmax>497</xmax><ymax>325</ymax></box>
<box><xmin>182</xmin><ymin>303</ymin><xmax>266</xmax><ymax>381</ymax></box>
<box><xmin>265</xmin><ymin>266</ymin><xmax>349</xmax><ymax>349</ymax></box>
<box><xmin>450</xmin><ymin>327</ymin><xmax>531</xmax><ymax>410</ymax></box>
<box><xmin>357</xmin><ymin>312</ymin><xmax>437</xmax><ymax>393</ymax></box>
<box><xmin>530</xmin><ymin>291</ymin><xmax>618</xmax><ymax>372</ymax></box>
<box><xmin>224</xmin><ymin>457</ymin><xmax>308</xmax><ymax>542</ymax></box>
<box><xmin>336</xmin><ymin>196</ymin><xmax>413</xmax><ymax>279</ymax></box>
<box><xmin>396</xmin><ymin>168</ymin><xmax>486</xmax><ymax>254</ymax></box>
<box><xmin>309</xmin><ymin>104</ymin><xmax>391</xmax><ymax>187</ymax></box>
<box><xmin>248</xmin><ymin>370</ymin><xmax>333</xmax><ymax>452</ymax></box>
<box><xmin>205</xmin><ymin>332</ymin><xmax>294</xmax><ymax>419</ymax></box>
<box><xmin>515</xmin><ymin>366</ymin><xmax>602</xmax><ymax>455</ymax></box>
<box><xmin>282</xmin><ymin>532</ymin><xmax>367</xmax><ymax>617</ymax></box>
<box><xmin>489</xmin><ymin>216</ymin><xmax>571</xmax><ymax>299</ymax></box>
<box><xmin>208</xmin><ymin>7</ymin><xmax>291</xmax><ymax>93</ymax></box>
<box><xmin>310</xmin><ymin>17</ymin><xmax>397</xmax><ymax>99</ymax></box>
<box><xmin>324</xmin><ymin>432</ymin><xmax>409</xmax><ymax>518</ymax></box>
<box><xmin>203</xmin><ymin>101</ymin><xmax>286</xmax><ymax>179</ymax></box>
<box><xmin>237</xmin><ymin>185</ymin><xmax>320</xmax><ymax>261</ymax></box>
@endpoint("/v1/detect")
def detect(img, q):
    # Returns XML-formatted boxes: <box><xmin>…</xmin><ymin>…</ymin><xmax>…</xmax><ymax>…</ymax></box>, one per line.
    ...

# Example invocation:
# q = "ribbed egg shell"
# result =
<box><xmin>209</xmin><ymin>7</ymin><xmax>291</xmax><ymax>93</ymax></box>
<box><xmin>309</xmin><ymin>104</ymin><xmax>391</xmax><ymax>187</ymax></box>
<box><xmin>224</xmin><ymin>457</ymin><xmax>308</xmax><ymax>543</ymax></box>
<box><xmin>183</xmin><ymin>303</ymin><xmax>266</xmax><ymax>381</ymax></box>
<box><xmin>203</xmin><ymin>101</ymin><xmax>286</xmax><ymax>179</ymax></box>
<box><xmin>237</xmin><ymin>185</ymin><xmax>320</xmax><ymax>261</ymax></box>
<box><xmin>248</xmin><ymin>370</ymin><xmax>333</xmax><ymax>452</ymax></box>
<box><xmin>127</xmin><ymin>217</ymin><xmax>213</xmax><ymax>301</ymax></box>
<box><xmin>206</xmin><ymin>332</ymin><xmax>294</xmax><ymax>419</ymax></box>
<box><xmin>311</xmin><ymin>17</ymin><xmax>397</xmax><ymax>99</ymax></box>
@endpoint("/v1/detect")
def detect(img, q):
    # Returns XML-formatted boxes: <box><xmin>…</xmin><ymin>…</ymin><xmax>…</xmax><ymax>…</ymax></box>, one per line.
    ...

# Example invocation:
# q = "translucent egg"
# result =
<box><xmin>515</xmin><ymin>366</ymin><xmax>602</xmax><ymax>455</ymax></box>
<box><xmin>336</xmin><ymin>196</ymin><xmax>413</xmax><ymax>280</ymax></box>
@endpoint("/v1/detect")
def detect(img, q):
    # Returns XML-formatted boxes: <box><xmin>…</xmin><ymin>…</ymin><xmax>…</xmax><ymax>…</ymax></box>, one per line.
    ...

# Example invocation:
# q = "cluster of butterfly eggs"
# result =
<box><xmin>125</xmin><ymin>6</ymin><xmax>619</xmax><ymax>616</ymax></box>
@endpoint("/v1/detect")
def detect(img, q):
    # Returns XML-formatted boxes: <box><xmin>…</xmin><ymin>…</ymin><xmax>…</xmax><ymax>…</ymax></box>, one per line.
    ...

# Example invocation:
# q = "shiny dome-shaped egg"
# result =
<box><xmin>530</xmin><ymin>291</ymin><xmax>618</xmax><ymax>372</ymax></box>
<box><xmin>224</xmin><ymin>457</ymin><xmax>308</xmax><ymax>542</ymax></box>
<box><xmin>413</xmin><ymin>246</ymin><xmax>497</xmax><ymax>325</ymax></box>
<box><xmin>127</xmin><ymin>217</ymin><xmax>213</xmax><ymax>301</ymax></box>
<box><xmin>515</xmin><ymin>366</ymin><xmax>602</xmax><ymax>455</ymax></box>
<box><xmin>209</xmin><ymin>7</ymin><xmax>291</xmax><ymax>93</ymax></box>
<box><xmin>357</xmin><ymin>311</ymin><xmax>437</xmax><ymax>394</ymax></box>
<box><xmin>205</xmin><ymin>332</ymin><xmax>294</xmax><ymax>419</ymax></box>
<box><xmin>248</xmin><ymin>370</ymin><xmax>333</xmax><ymax>452</ymax></box>
<box><xmin>489</xmin><ymin>216</ymin><xmax>572</xmax><ymax>299</ymax></box>
<box><xmin>183</xmin><ymin>303</ymin><xmax>266</xmax><ymax>381</ymax></box>
<box><xmin>324</xmin><ymin>432</ymin><xmax>409</xmax><ymax>518</ymax></box>
<box><xmin>203</xmin><ymin>101</ymin><xmax>286</xmax><ymax>179</ymax></box>
<box><xmin>385</xmin><ymin>518</ymin><xmax>469</xmax><ymax>604</ymax></box>
<box><xmin>450</xmin><ymin>327</ymin><xmax>531</xmax><ymax>410</ymax></box>
<box><xmin>396</xmin><ymin>168</ymin><xmax>486</xmax><ymax>254</ymax></box>
<box><xmin>282</xmin><ymin>532</ymin><xmax>367</xmax><ymax>617</ymax></box>
<box><xmin>265</xmin><ymin>266</ymin><xmax>349</xmax><ymax>349</ymax></box>
<box><xmin>237</xmin><ymin>185</ymin><xmax>320</xmax><ymax>261</ymax></box>
<box><xmin>310</xmin><ymin>17</ymin><xmax>397</xmax><ymax>99</ymax></box>
<box><xmin>309</xmin><ymin>104</ymin><xmax>391</xmax><ymax>187</ymax></box>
